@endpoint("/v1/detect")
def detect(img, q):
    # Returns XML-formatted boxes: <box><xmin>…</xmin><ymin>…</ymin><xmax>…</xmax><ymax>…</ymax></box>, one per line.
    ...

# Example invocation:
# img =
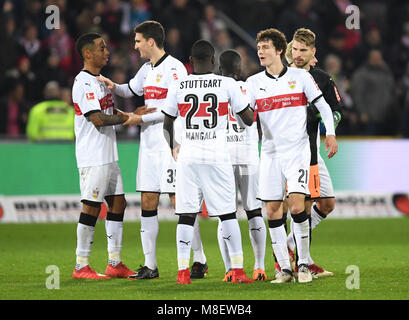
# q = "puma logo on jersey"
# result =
<box><xmin>223</xmin><ymin>235</ymin><xmax>232</xmax><ymax>241</ymax></box>
<box><xmin>259</xmin><ymin>87</ymin><xmax>266</xmax><ymax>91</ymax></box>
<box><xmin>179</xmin><ymin>240</ymin><xmax>191</xmax><ymax>246</ymax></box>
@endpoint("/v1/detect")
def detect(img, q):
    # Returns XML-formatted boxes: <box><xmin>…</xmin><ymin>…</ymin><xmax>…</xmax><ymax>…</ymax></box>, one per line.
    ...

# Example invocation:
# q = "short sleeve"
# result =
<box><xmin>171</xmin><ymin>61</ymin><xmax>188</xmax><ymax>82</ymax></box>
<box><xmin>245</xmin><ymin>78</ymin><xmax>257</xmax><ymax>110</ymax></box>
<box><xmin>128</xmin><ymin>63</ymin><xmax>149</xmax><ymax>96</ymax></box>
<box><xmin>72</xmin><ymin>81</ymin><xmax>101</xmax><ymax>116</ymax></box>
<box><xmin>302</xmin><ymin>70</ymin><xmax>323</xmax><ymax>103</ymax></box>
<box><xmin>161</xmin><ymin>80</ymin><xmax>179</xmax><ymax>118</ymax></box>
<box><xmin>228</xmin><ymin>79</ymin><xmax>250</xmax><ymax>115</ymax></box>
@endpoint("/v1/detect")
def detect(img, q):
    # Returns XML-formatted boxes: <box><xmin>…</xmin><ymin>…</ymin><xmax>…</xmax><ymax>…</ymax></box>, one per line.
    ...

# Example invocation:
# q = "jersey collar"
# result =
<box><xmin>265</xmin><ymin>65</ymin><xmax>288</xmax><ymax>80</ymax></box>
<box><xmin>153</xmin><ymin>52</ymin><xmax>169</xmax><ymax>68</ymax></box>
<box><xmin>81</xmin><ymin>69</ymin><xmax>100</xmax><ymax>77</ymax></box>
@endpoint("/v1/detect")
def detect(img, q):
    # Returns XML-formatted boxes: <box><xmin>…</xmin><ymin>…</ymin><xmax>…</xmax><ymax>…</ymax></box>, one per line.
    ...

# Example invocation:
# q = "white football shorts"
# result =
<box><xmin>258</xmin><ymin>143</ymin><xmax>311</xmax><ymax>201</ymax></box>
<box><xmin>160</xmin><ymin>153</ymin><xmax>177</xmax><ymax>194</ymax></box>
<box><xmin>318</xmin><ymin>153</ymin><xmax>335</xmax><ymax>198</ymax></box>
<box><xmin>233</xmin><ymin>164</ymin><xmax>262</xmax><ymax>211</ymax></box>
<box><xmin>136</xmin><ymin>149</ymin><xmax>175</xmax><ymax>193</ymax></box>
<box><xmin>175</xmin><ymin>161</ymin><xmax>236</xmax><ymax>216</ymax></box>
<box><xmin>79</xmin><ymin>161</ymin><xmax>124</xmax><ymax>202</ymax></box>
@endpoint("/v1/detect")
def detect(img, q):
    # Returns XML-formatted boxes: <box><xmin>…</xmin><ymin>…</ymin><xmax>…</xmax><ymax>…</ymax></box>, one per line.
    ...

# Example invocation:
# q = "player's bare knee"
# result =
<box><xmin>317</xmin><ymin>198</ymin><xmax>335</xmax><ymax>215</ymax></box>
<box><xmin>283</xmin><ymin>201</ymin><xmax>289</xmax><ymax>214</ymax></box>
<box><xmin>81</xmin><ymin>200</ymin><xmax>101</xmax><ymax>216</ymax></box>
<box><xmin>265</xmin><ymin>202</ymin><xmax>282</xmax><ymax>220</ymax></box>
<box><xmin>141</xmin><ymin>192</ymin><xmax>160</xmax><ymax>210</ymax></box>
<box><xmin>118</xmin><ymin>197</ymin><xmax>127</xmax><ymax>212</ymax></box>
<box><xmin>304</xmin><ymin>199</ymin><xmax>313</xmax><ymax>215</ymax></box>
<box><xmin>288</xmin><ymin>202</ymin><xmax>305</xmax><ymax>215</ymax></box>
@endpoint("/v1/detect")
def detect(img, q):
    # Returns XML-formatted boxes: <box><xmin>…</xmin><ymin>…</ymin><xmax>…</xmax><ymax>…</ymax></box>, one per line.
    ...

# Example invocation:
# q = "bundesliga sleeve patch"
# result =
<box><xmin>86</xmin><ymin>92</ymin><xmax>95</xmax><ymax>100</ymax></box>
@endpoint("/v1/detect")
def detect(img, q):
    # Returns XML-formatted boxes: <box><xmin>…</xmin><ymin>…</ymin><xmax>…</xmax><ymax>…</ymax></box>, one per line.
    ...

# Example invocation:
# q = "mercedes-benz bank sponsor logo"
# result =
<box><xmin>261</xmin><ymin>98</ymin><xmax>272</xmax><ymax>111</ymax></box>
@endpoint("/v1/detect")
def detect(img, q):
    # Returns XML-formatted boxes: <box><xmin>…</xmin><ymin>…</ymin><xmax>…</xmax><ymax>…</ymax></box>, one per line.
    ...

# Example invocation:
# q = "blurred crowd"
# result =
<box><xmin>1</xmin><ymin>0</ymin><xmax>409</xmax><ymax>139</ymax></box>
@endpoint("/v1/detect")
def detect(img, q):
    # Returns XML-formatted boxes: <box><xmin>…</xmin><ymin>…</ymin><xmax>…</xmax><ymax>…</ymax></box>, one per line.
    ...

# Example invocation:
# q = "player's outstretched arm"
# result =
<box><xmin>235</xmin><ymin>105</ymin><xmax>254</xmax><ymax>127</ymax></box>
<box><xmin>123</xmin><ymin>106</ymin><xmax>161</xmax><ymax>126</ymax></box>
<box><xmin>133</xmin><ymin>105</ymin><xmax>157</xmax><ymax>115</ymax></box>
<box><xmin>97</xmin><ymin>75</ymin><xmax>134</xmax><ymax>98</ymax></box>
<box><xmin>97</xmin><ymin>75</ymin><xmax>116</xmax><ymax>90</ymax></box>
<box><xmin>87</xmin><ymin>111</ymin><xmax>129</xmax><ymax>127</ymax></box>
<box><xmin>163</xmin><ymin>114</ymin><xmax>180</xmax><ymax>161</ymax></box>
<box><xmin>324</xmin><ymin>135</ymin><xmax>338</xmax><ymax>159</ymax></box>
<box><xmin>313</xmin><ymin>97</ymin><xmax>338</xmax><ymax>158</ymax></box>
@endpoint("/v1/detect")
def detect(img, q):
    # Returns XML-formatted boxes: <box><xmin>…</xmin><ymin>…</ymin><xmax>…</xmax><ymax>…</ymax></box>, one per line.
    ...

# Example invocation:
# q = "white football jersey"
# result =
<box><xmin>162</xmin><ymin>73</ymin><xmax>250</xmax><ymax>164</ymax></box>
<box><xmin>246</xmin><ymin>66</ymin><xmax>322</xmax><ymax>158</ymax></box>
<box><xmin>128</xmin><ymin>54</ymin><xmax>187</xmax><ymax>152</ymax></box>
<box><xmin>72</xmin><ymin>70</ymin><xmax>118</xmax><ymax>168</ymax></box>
<box><xmin>226</xmin><ymin>80</ymin><xmax>259</xmax><ymax>165</ymax></box>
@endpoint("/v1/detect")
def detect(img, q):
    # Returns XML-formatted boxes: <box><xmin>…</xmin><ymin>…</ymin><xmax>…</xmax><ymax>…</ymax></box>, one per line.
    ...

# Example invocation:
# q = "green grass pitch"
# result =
<box><xmin>0</xmin><ymin>218</ymin><xmax>408</xmax><ymax>300</ymax></box>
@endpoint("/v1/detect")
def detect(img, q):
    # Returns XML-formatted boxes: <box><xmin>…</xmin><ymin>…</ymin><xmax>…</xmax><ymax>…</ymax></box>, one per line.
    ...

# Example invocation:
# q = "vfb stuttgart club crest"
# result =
<box><xmin>92</xmin><ymin>188</ymin><xmax>99</xmax><ymax>199</ymax></box>
<box><xmin>288</xmin><ymin>78</ymin><xmax>296</xmax><ymax>89</ymax></box>
<box><xmin>156</xmin><ymin>73</ymin><xmax>163</xmax><ymax>83</ymax></box>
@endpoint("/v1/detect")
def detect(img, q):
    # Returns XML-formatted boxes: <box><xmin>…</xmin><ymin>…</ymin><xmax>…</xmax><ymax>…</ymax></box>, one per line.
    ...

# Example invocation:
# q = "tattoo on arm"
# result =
<box><xmin>88</xmin><ymin>112</ymin><xmax>129</xmax><ymax>127</ymax></box>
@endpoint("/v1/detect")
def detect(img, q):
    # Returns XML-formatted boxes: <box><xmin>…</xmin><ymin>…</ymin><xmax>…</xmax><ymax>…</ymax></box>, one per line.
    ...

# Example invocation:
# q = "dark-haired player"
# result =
<box><xmin>72</xmin><ymin>33</ymin><xmax>134</xmax><ymax>279</ymax></box>
<box><xmin>98</xmin><ymin>21</ymin><xmax>188</xmax><ymax>279</ymax></box>
<box><xmin>162</xmin><ymin>40</ymin><xmax>255</xmax><ymax>285</ymax></box>
<box><xmin>246</xmin><ymin>28</ymin><xmax>338</xmax><ymax>283</ymax></box>
<box><xmin>217</xmin><ymin>49</ymin><xmax>267</xmax><ymax>281</ymax></box>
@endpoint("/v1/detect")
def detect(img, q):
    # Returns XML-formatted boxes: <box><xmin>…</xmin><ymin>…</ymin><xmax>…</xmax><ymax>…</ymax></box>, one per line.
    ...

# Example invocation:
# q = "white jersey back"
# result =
<box><xmin>128</xmin><ymin>54</ymin><xmax>187</xmax><ymax>152</ymax></box>
<box><xmin>72</xmin><ymin>70</ymin><xmax>118</xmax><ymax>168</ymax></box>
<box><xmin>246</xmin><ymin>66</ymin><xmax>322</xmax><ymax>158</ymax></box>
<box><xmin>163</xmin><ymin>73</ymin><xmax>250</xmax><ymax>164</ymax></box>
<box><xmin>226</xmin><ymin>80</ymin><xmax>259</xmax><ymax>165</ymax></box>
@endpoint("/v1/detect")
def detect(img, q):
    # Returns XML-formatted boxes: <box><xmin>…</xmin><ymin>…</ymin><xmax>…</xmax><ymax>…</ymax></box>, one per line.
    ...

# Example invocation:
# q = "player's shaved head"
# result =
<box><xmin>76</xmin><ymin>33</ymin><xmax>101</xmax><ymax>60</ymax></box>
<box><xmin>219</xmin><ymin>49</ymin><xmax>241</xmax><ymax>79</ymax></box>
<box><xmin>191</xmin><ymin>40</ymin><xmax>215</xmax><ymax>61</ymax></box>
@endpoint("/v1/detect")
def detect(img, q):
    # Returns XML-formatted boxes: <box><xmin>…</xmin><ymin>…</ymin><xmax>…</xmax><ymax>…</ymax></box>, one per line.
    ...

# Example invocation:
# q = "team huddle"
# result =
<box><xmin>71</xmin><ymin>20</ymin><xmax>341</xmax><ymax>285</ymax></box>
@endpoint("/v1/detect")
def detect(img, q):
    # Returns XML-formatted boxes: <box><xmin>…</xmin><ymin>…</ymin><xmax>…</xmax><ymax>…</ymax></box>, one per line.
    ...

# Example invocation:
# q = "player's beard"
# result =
<box><xmin>294</xmin><ymin>58</ymin><xmax>309</xmax><ymax>69</ymax></box>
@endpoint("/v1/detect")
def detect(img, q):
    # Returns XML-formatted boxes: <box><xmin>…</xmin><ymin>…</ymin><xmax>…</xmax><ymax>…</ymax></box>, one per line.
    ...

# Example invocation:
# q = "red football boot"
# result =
<box><xmin>230</xmin><ymin>268</ymin><xmax>254</xmax><ymax>283</ymax></box>
<box><xmin>72</xmin><ymin>265</ymin><xmax>110</xmax><ymax>279</ymax></box>
<box><xmin>176</xmin><ymin>268</ymin><xmax>192</xmax><ymax>284</ymax></box>
<box><xmin>105</xmin><ymin>262</ymin><xmax>135</xmax><ymax>278</ymax></box>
